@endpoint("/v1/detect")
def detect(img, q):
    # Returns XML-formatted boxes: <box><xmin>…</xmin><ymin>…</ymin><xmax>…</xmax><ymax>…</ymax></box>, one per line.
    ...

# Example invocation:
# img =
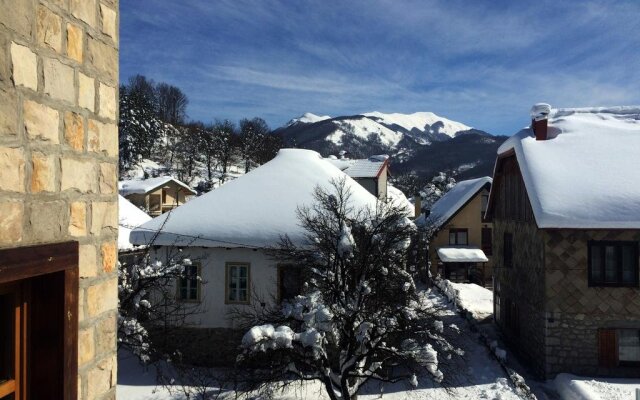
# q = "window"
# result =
<box><xmin>178</xmin><ymin>263</ymin><xmax>201</xmax><ymax>302</ymax></box>
<box><xmin>589</xmin><ymin>241</ymin><xmax>639</xmax><ymax>287</ymax></box>
<box><xmin>482</xmin><ymin>227</ymin><xmax>493</xmax><ymax>255</ymax></box>
<box><xmin>599</xmin><ymin>328</ymin><xmax>640</xmax><ymax>367</ymax></box>
<box><xmin>162</xmin><ymin>189</ymin><xmax>167</xmax><ymax>204</ymax></box>
<box><xmin>449</xmin><ymin>229</ymin><xmax>468</xmax><ymax>245</ymax></box>
<box><xmin>226</xmin><ymin>263</ymin><xmax>250</xmax><ymax>304</ymax></box>
<box><xmin>278</xmin><ymin>265</ymin><xmax>303</xmax><ymax>302</ymax></box>
<box><xmin>0</xmin><ymin>242</ymin><xmax>79</xmax><ymax>399</ymax></box>
<box><xmin>503</xmin><ymin>233</ymin><xmax>513</xmax><ymax>268</ymax></box>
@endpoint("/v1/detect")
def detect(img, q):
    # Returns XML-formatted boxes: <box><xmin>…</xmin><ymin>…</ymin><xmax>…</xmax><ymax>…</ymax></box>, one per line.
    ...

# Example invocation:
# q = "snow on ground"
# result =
<box><xmin>554</xmin><ymin>373</ymin><xmax>640</xmax><ymax>400</ymax></box>
<box><xmin>117</xmin><ymin>289</ymin><xmax>524</xmax><ymax>400</ymax></box>
<box><xmin>437</xmin><ymin>279</ymin><xmax>494</xmax><ymax>321</ymax></box>
<box><xmin>326</xmin><ymin>117</ymin><xmax>404</xmax><ymax>147</ymax></box>
<box><xmin>364</xmin><ymin>111</ymin><xmax>472</xmax><ymax>138</ymax></box>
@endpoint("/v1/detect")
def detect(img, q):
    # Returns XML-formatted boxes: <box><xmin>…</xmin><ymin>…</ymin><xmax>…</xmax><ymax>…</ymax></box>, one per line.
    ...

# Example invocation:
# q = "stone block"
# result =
<box><xmin>0</xmin><ymin>0</ymin><xmax>34</xmax><ymax>39</ymax></box>
<box><xmin>37</xmin><ymin>5</ymin><xmax>62</xmax><ymax>53</ymax></box>
<box><xmin>78</xmin><ymin>326</ymin><xmax>95</xmax><ymax>366</ymax></box>
<box><xmin>86</xmin><ymin>355</ymin><xmax>116</xmax><ymax>399</ymax></box>
<box><xmin>78</xmin><ymin>72</ymin><xmax>95</xmax><ymax>111</ymax></box>
<box><xmin>100</xmin><ymin>122</ymin><xmax>117</xmax><ymax>156</ymax></box>
<box><xmin>95</xmin><ymin>313</ymin><xmax>116</xmax><ymax>356</ymax></box>
<box><xmin>100</xmin><ymin>4</ymin><xmax>117</xmax><ymax>43</ymax></box>
<box><xmin>99</xmin><ymin>162</ymin><xmax>116</xmax><ymax>194</ymax></box>
<box><xmin>64</xmin><ymin>111</ymin><xmax>84</xmax><ymax>151</ymax></box>
<box><xmin>0</xmin><ymin>35</ymin><xmax>9</xmax><ymax>84</ymax></box>
<box><xmin>0</xmin><ymin>202</ymin><xmax>23</xmax><ymax>244</ymax></box>
<box><xmin>87</xmin><ymin>35</ymin><xmax>117</xmax><ymax>81</ymax></box>
<box><xmin>0</xmin><ymin>87</ymin><xmax>18</xmax><ymax>136</ymax></box>
<box><xmin>69</xmin><ymin>201</ymin><xmax>86</xmax><ymax>237</ymax></box>
<box><xmin>98</xmin><ymin>82</ymin><xmax>116</xmax><ymax>120</ymax></box>
<box><xmin>88</xmin><ymin>119</ymin><xmax>100</xmax><ymax>152</ymax></box>
<box><xmin>29</xmin><ymin>200</ymin><xmax>66</xmax><ymax>241</ymax></box>
<box><xmin>10</xmin><ymin>42</ymin><xmax>37</xmax><ymax>90</ymax></box>
<box><xmin>0</xmin><ymin>147</ymin><xmax>25</xmax><ymax>192</ymax></box>
<box><xmin>86</xmin><ymin>277</ymin><xmax>117</xmax><ymax>317</ymax></box>
<box><xmin>30</xmin><ymin>152</ymin><xmax>56</xmax><ymax>193</ymax></box>
<box><xmin>43</xmin><ymin>58</ymin><xmax>75</xmax><ymax>103</ymax></box>
<box><xmin>79</xmin><ymin>244</ymin><xmax>98</xmax><ymax>278</ymax></box>
<box><xmin>24</xmin><ymin>100</ymin><xmax>60</xmax><ymax>143</ymax></box>
<box><xmin>91</xmin><ymin>201</ymin><xmax>117</xmax><ymax>235</ymax></box>
<box><xmin>70</xmin><ymin>0</ymin><xmax>96</xmax><ymax>28</ymax></box>
<box><xmin>66</xmin><ymin>23</ymin><xmax>83</xmax><ymax>63</ymax></box>
<box><xmin>101</xmin><ymin>241</ymin><xmax>116</xmax><ymax>273</ymax></box>
<box><xmin>61</xmin><ymin>157</ymin><xmax>95</xmax><ymax>192</ymax></box>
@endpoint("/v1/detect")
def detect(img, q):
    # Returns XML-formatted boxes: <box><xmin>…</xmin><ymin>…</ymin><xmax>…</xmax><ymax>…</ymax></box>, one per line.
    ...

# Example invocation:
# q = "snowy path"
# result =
<box><xmin>117</xmin><ymin>289</ymin><xmax>525</xmax><ymax>399</ymax></box>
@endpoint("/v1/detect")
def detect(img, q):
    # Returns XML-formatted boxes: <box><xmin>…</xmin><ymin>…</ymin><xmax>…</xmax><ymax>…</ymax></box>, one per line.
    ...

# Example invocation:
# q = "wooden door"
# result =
<box><xmin>0</xmin><ymin>283</ymin><xmax>26</xmax><ymax>400</ymax></box>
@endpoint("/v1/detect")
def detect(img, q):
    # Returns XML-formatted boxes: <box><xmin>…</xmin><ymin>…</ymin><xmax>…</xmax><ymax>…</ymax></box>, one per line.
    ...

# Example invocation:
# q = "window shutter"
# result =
<box><xmin>598</xmin><ymin>329</ymin><xmax>618</xmax><ymax>368</ymax></box>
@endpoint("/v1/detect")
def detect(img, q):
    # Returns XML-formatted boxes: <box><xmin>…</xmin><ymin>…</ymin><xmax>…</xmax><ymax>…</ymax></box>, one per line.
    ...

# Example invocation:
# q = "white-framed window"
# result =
<box><xmin>226</xmin><ymin>263</ymin><xmax>250</xmax><ymax>304</ymax></box>
<box><xmin>178</xmin><ymin>263</ymin><xmax>201</xmax><ymax>302</ymax></box>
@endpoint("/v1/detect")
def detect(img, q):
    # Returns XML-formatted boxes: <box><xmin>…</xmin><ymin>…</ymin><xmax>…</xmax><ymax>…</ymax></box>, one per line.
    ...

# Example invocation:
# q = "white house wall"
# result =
<box><xmin>155</xmin><ymin>246</ymin><xmax>280</xmax><ymax>329</ymax></box>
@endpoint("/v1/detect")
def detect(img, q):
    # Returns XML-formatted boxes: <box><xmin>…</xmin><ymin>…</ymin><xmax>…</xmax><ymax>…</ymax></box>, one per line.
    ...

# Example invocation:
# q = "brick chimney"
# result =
<box><xmin>530</xmin><ymin>103</ymin><xmax>551</xmax><ymax>141</ymax></box>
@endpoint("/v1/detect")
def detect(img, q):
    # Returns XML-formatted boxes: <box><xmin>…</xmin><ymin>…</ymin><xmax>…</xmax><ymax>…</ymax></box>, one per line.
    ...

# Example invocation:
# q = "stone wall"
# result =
<box><xmin>0</xmin><ymin>0</ymin><xmax>119</xmax><ymax>398</ymax></box>
<box><xmin>493</xmin><ymin>218</ymin><xmax>547</xmax><ymax>377</ymax></box>
<box><xmin>544</xmin><ymin>229</ymin><xmax>640</xmax><ymax>377</ymax></box>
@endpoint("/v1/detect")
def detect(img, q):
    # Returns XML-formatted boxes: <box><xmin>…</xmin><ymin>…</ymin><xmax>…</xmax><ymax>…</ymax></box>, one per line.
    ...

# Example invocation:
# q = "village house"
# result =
<box><xmin>326</xmin><ymin>154</ymin><xmax>390</xmax><ymax>200</ymax></box>
<box><xmin>486</xmin><ymin>104</ymin><xmax>640</xmax><ymax>379</ymax></box>
<box><xmin>0</xmin><ymin>1</ymin><xmax>120</xmax><ymax>398</ymax></box>
<box><xmin>129</xmin><ymin>149</ymin><xmax>400</xmax><ymax>360</ymax></box>
<box><xmin>118</xmin><ymin>195</ymin><xmax>151</xmax><ymax>266</ymax></box>
<box><xmin>119</xmin><ymin>176</ymin><xmax>196</xmax><ymax>216</ymax></box>
<box><xmin>418</xmin><ymin>177</ymin><xmax>493</xmax><ymax>285</ymax></box>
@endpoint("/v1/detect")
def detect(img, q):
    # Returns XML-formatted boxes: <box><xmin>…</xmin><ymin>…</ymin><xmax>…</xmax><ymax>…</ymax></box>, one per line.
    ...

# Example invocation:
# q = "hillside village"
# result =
<box><xmin>0</xmin><ymin>2</ymin><xmax>639</xmax><ymax>400</ymax></box>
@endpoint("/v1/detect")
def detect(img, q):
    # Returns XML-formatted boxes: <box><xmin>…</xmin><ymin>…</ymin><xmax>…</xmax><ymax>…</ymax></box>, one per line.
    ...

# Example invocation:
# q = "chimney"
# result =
<box><xmin>530</xmin><ymin>103</ymin><xmax>551</xmax><ymax>141</ymax></box>
<box><xmin>414</xmin><ymin>194</ymin><xmax>422</xmax><ymax>219</ymax></box>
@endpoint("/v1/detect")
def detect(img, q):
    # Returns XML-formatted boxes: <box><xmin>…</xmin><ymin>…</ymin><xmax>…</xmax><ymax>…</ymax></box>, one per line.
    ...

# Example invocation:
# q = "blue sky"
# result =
<box><xmin>121</xmin><ymin>0</ymin><xmax>640</xmax><ymax>135</ymax></box>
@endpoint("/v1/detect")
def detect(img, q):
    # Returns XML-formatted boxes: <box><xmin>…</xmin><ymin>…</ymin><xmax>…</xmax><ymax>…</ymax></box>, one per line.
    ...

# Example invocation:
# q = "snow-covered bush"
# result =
<box><xmin>234</xmin><ymin>179</ymin><xmax>459</xmax><ymax>400</ymax></box>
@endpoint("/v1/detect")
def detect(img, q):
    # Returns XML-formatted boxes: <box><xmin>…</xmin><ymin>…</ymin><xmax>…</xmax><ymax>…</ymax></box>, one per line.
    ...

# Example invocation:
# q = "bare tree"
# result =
<box><xmin>211</xmin><ymin>119</ymin><xmax>238</xmax><ymax>184</ymax></box>
<box><xmin>232</xmin><ymin>179</ymin><xmax>461</xmax><ymax>400</ymax></box>
<box><xmin>157</xmin><ymin>82</ymin><xmax>189</xmax><ymax>125</ymax></box>
<box><xmin>239</xmin><ymin>117</ymin><xmax>270</xmax><ymax>173</ymax></box>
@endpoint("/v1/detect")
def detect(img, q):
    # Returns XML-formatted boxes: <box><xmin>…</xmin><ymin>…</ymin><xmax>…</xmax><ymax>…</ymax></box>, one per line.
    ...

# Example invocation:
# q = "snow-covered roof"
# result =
<box><xmin>423</xmin><ymin>177</ymin><xmax>492</xmax><ymax>229</ymax></box>
<box><xmin>387</xmin><ymin>185</ymin><xmax>414</xmax><ymax>216</ymax></box>
<box><xmin>130</xmin><ymin>149</ymin><xmax>381</xmax><ymax>248</ymax></box>
<box><xmin>118</xmin><ymin>176</ymin><xmax>196</xmax><ymax>196</ymax></box>
<box><xmin>325</xmin><ymin>155</ymin><xmax>389</xmax><ymax>178</ymax></box>
<box><xmin>496</xmin><ymin>106</ymin><xmax>640</xmax><ymax>229</ymax></box>
<box><xmin>437</xmin><ymin>247</ymin><xmax>489</xmax><ymax>263</ymax></box>
<box><xmin>118</xmin><ymin>195</ymin><xmax>152</xmax><ymax>250</ymax></box>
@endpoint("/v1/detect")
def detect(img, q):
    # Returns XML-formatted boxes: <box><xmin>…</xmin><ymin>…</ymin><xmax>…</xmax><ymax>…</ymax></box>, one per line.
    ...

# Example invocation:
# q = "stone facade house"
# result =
<box><xmin>418</xmin><ymin>177</ymin><xmax>493</xmax><ymax>285</ymax></box>
<box><xmin>0</xmin><ymin>0</ymin><xmax>119</xmax><ymax>398</ymax></box>
<box><xmin>119</xmin><ymin>176</ymin><xmax>196</xmax><ymax>217</ymax></box>
<box><xmin>486</xmin><ymin>104</ymin><xmax>640</xmax><ymax>379</ymax></box>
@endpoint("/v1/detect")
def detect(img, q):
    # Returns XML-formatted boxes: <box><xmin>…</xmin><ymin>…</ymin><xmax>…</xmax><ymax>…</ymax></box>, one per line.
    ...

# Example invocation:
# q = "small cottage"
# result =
<box><xmin>486</xmin><ymin>104</ymin><xmax>640</xmax><ymax>378</ymax></box>
<box><xmin>418</xmin><ymin>177</ymin><xmax>493</xmax><ymax>285</ymax></box>
<box><xmin>119</xmin><ymin>176</ymin><xmax>196</xmax><ymax>216</ymax></box>
<box><xmin>326</xmin><ymin>155</ymin><xmax>390</xmax><ymax>200</ymax></box>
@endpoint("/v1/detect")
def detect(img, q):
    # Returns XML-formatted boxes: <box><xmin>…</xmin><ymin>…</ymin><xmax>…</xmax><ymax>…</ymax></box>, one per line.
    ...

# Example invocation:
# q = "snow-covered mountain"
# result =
<box><xmin>277</xmin><ymin>111</ymin><xmax>480</xmax><ymax>152</ymax></box>
<box><xmin>276</xmin><ymin>110</ymin><xmax>507</xmax><ymax>182</ymax></box>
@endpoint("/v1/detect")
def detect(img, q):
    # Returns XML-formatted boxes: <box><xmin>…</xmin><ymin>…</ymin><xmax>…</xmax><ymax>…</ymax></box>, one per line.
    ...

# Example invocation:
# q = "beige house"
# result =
<box><xmin>0</xmin><ymin>1</ymin><xmax>119</xmax><ymax>398</ymax></box>
<box><xmin>420</xmin><ymin>177</ymin><xmax>493</xmax><ymax>285</ymax></box>
<box><xmin>487</xmin><ymin>104</ymin><xmax>640</xmax><ymax>378</ymax></box>
<box><xmin>326</xmin><ymin>155</ymin><xmax>390</xmax><ymax>200</ymax></box>
<box><xmin>119</xmin><ymin>176</ymin><xmax>196</xmax><ymax>216</ymax></box>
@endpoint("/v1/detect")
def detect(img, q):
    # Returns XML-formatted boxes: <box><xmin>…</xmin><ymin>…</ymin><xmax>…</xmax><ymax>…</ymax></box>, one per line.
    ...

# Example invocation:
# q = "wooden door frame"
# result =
<box><xmin>0</xmin><ymin>241</ymin><xmax>79</xmax><ymax>400</ymax></box>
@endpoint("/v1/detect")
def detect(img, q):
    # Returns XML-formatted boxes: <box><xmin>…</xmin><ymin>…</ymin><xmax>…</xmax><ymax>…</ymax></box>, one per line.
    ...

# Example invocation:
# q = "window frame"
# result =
<box><xmin>448</xmin><ymin>228</ymin><xmax>469</xmax><ymax>246</ymax></box>
<box><xmin>588</xmin><ymin>241</ymin><xmax>639</xmax><ymax>288</ymax></box>
<box><xmin>225</xmin><ymin>262</ymin><xmax>251</xmax><ymax>305</ymax></box>
<box><xmin>177</xmin><ymin>263</ymin><xmax>202</xmax><ymax>303</ymax></box>
<box><xmin>617</xmin><ymin>328</ymin><xmax>640</xmax><ymax>366</ymax></box>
